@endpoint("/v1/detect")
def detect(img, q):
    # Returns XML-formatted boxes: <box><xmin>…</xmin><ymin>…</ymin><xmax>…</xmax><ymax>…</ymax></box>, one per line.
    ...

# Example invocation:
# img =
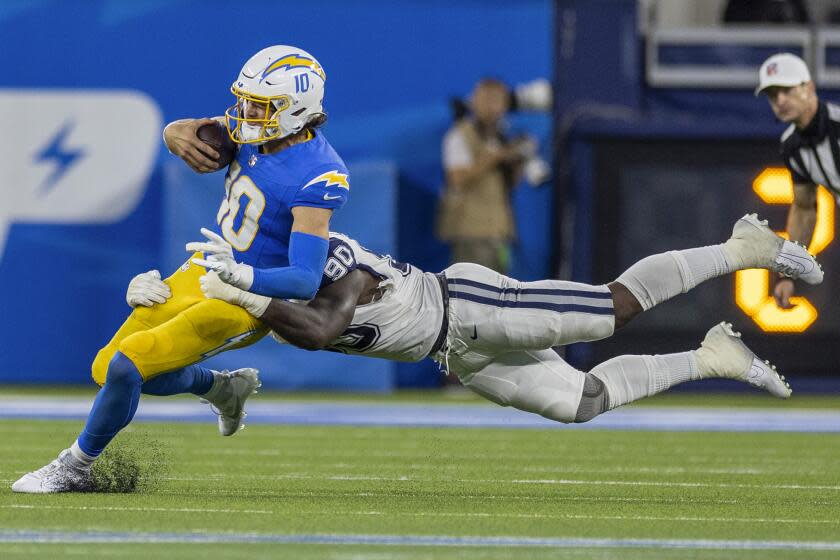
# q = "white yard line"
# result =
<box><xmin>150</xmin><ymin>472</ymin><xmax>840</xmax><ymax>492</ymax></box>
<box><xmin>339</xmin><ymin>510</ymin><xmax>839</xmax><ymax>525</ymax></box>
<box><xmin>510</xmin><ymin>478</ymin><xmax>840</xmax><ymax>491</ymax></box>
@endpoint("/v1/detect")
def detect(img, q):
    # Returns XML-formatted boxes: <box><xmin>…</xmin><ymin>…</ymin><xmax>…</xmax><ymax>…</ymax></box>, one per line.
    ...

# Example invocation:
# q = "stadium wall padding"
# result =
<box><xmin>0</xmin><ymin>0</ymin><xmax>553</xmax><ymax>387</ymax></box>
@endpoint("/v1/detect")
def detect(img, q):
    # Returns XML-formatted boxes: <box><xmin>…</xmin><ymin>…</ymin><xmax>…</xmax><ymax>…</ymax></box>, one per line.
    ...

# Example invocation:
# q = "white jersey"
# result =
<box><xmin>317</xmin><ymin>233</ymin><xmax>446</xmax><ymax>362</ymax></box>
<box><xmin>271</xmin><ymin>235</ymin><xmax>615</xmax><ymax>385</ymax></box>
<box><xmin>271</xmin><ymin>235</ymin><xmax>617</xmax><ymax>423</ymax></box>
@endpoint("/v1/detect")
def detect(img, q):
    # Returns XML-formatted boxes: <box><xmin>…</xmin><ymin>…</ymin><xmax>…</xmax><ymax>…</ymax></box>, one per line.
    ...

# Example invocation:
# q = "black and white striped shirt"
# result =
<box><xmin>781</xmin><ymin>101</ymin><xmax>840</xmax><ymax>201</ymax></box>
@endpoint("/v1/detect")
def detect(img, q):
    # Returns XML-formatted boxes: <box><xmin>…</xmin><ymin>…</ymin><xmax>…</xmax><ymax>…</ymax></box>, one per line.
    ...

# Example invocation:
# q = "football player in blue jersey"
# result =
<box><xmin>13</xmin><ymin>45</ymin><xmax>352</xmax><ymax>493</ymax></box>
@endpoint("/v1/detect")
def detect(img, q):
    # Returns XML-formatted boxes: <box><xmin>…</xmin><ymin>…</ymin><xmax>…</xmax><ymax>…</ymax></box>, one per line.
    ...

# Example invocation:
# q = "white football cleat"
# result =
<box><xmin>200</xmin><ymin>368</ymin><xmax>261</xmax><ymax>436</ymax></box>
<box><xmin>724</xmin><ymin>213</ymin><xmax>823</xmax><ymax>285</ymax></box>
<box><xmin>695</xmin><ymin>322</ymin><xmax>792</xmax><ymax>398</ymax></box>
<box><xmin>12</xmin><ymin>449</ymin><xmax>91</xmax><ymax>493</ymax></box>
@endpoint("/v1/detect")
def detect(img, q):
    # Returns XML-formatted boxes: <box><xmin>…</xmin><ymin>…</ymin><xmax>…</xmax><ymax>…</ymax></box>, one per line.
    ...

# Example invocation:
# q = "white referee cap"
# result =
<box><xmin>755</xmin><ymin>53</ymin><xmax>811</xmax><ymax>96</ymax></box>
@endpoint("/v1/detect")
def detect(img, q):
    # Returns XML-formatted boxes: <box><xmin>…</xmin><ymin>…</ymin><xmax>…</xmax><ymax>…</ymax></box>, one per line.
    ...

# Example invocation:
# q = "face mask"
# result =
<box><xmin>239</xmin><ymin>123</ymin><xmax>263</xmax><ymax>142</ymax></box>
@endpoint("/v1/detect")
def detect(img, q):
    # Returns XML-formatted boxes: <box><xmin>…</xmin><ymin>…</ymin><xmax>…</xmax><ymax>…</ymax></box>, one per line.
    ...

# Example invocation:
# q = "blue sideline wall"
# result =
<box><xmin>0</xmin><ymin>0</ymin><xmax>553</xmax><ymax>388</ymax></box>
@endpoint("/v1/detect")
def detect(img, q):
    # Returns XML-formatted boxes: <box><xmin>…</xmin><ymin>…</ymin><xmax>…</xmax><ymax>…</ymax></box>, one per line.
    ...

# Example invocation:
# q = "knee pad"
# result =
<box><xmin>91</xmin><ymin>345</ymin><xmax>116</xmax><ymax>386</ymax></box>
<box><xmin>574</xmin><ymin>373</ymin><xmax>609</xmax><ymax>423</ymax></box>
<box><xmin>118</xmin><ymin>329</ymin><xmax>172</xmax><ymax>373</ymax></box>
<box><xmin>120</xmin><ymin>329</ymin><xmax>162</xmax><ymax>356</ymax></box>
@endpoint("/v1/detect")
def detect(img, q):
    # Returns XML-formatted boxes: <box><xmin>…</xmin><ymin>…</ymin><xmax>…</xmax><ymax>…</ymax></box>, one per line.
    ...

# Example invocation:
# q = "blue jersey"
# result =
<box><xmin>214</xmin><ymin>131</ymin><xmax>349</xmax><ymax>268</ymax></box>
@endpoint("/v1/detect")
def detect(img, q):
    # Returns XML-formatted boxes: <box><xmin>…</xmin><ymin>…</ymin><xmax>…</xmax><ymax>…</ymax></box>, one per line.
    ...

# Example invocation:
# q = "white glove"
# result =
<box><xmin>199</xmin><ymin>271</ymin><xmax>271</xmax><ymax>318</ymax></box>
<box><xmin>126</xmin><ymin>270</ymin><xmax>172</xmax><ymax>308</ymax></box>
<box><xmin>186</xmin><ymin>228</ymin><xmax>254</xmax><ymax>289</ymax></box>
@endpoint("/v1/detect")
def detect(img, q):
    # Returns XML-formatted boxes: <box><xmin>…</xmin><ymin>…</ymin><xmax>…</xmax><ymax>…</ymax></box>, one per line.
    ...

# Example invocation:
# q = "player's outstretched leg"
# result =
<box><xmin>726</xmin><ymin>214</ymin><xmax>822</xmax><ymax>284</ymax></box>
<box><xmin>585</xmin><ymin>321</ymin><xmax>791</xmax><ymax>421</ymax></box>
<box><xmin>694</xmin><ymin>321</ymin><xmax>791</xmax><ymax>398</ymax></box>
<box><xmin>140</xmin><ymin>366</ymin><xmax>261</xmax><ymax>436</ymax></box>
<box><xmin>457</xmin><ymin>326</ymin><xmax>789</xmax><ymax>427</ymax></box>
<box><xmin>613</xmin><ymin>214</ymin><xmax>822</xmax><ymax>327</ymax></box>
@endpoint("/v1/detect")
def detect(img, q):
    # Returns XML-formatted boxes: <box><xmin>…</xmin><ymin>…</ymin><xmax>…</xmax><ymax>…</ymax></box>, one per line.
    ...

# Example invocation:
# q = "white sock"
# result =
<box><xmin>590</xmin><ymin>352</ymin><xmax>699</xmax><ymax>410</ymax></box>
<box><xmin>70</xmin><ymin>440</ymin><xmax>96</xmax><ymax>468</ymax></box>
<box><xmin>615</xmin><ymin>246</ymin><xmax>733</xmax><ymax>311</ymax></box>
<box><xmin>200</xmin><ymin>371</ymin><xmax>222</xmax><ymax>400</ymax></box>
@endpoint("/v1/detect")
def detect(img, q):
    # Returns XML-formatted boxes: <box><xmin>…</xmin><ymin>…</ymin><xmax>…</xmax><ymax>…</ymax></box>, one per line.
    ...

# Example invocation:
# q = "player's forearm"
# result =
<box><xmin>163</xmin><ymin>117</ymin><xmax>224</xmax><ymax>148</ymax></box>
<box><xmin>250</xmin><ymin>265</ymin><xmax>323</xmax><ymax>299</ymax></box>
<box><xmin>786</xmin><ymin>201</ymin><xmax>817</xmax><ymax>247</ymax></box>
<box><xmin>260</xmin><ymin>299</ymin><xmax>350</xmax><ymax>350</ymax></box>
<box><xmin>259</xmin><ymin>273</ymin><xmax>362</xmax><ymax>350</ymax></box>
<box><xmin>249</xmin><ymin>232</ymin><xmax>328</xmax><ymax>299</ymax></box>
<box><xmin>162</xmin><ymin>119</ymin><xmax>191</xmax><ymax>151</ymax></box>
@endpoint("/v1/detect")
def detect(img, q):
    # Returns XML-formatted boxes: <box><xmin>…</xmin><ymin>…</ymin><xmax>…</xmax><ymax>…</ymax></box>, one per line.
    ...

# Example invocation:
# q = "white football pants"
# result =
<box><xmin>433</xmin><ymin>263</ymin><xmax>616</xmax><ymax>423</ymax></box>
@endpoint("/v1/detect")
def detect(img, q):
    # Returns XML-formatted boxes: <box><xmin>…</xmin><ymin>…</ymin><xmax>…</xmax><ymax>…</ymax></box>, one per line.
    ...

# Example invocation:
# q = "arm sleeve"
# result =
<box><xmin>249</xmin><ymin>232</ymin><xmax>329</xmax><ymax>299</ymax></box>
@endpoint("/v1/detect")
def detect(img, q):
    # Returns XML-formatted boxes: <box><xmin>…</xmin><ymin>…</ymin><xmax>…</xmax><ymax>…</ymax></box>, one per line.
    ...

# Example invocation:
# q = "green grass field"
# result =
<box><xmin>0</xmin><ymin>391</ymin><xmax>839</xmax><ymax>559</ymax></box>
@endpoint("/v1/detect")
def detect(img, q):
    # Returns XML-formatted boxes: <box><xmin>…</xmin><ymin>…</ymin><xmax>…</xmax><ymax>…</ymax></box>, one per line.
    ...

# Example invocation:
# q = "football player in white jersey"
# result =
<box><xmin>129</xmin><ymin>214</ymin><xmax>822</xmax><ymax>423</ymax></box>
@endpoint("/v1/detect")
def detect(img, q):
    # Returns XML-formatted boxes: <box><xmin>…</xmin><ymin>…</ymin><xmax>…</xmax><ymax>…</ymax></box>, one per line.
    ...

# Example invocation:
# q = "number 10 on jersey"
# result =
<box><xmin>216</xmin><ymin>161</ymin><xmax>267</xmax><ymax>251</ymax></box>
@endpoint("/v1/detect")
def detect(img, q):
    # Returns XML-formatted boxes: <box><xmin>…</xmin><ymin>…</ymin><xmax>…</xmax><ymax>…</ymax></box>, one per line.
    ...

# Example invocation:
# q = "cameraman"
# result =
<box><xmin>436</xmin><ymin>78</ymin><xmax>545</xmax><ymax>274</ymax></box>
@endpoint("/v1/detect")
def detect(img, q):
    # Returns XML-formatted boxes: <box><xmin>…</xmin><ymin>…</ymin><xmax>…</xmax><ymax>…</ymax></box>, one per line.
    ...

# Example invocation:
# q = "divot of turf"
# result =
<box><xmin>87</xmin><ymin>435</ymin><xmax>169</xmax><ymax>493</ymax></box>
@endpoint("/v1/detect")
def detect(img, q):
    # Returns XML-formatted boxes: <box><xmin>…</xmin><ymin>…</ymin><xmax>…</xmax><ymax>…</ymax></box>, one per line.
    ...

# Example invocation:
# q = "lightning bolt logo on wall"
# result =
<box><xmin>35</xmin><ymin>121</ymin><xmax>86</xmax><ymax>194</ymax></box>
<box><xmin>0</xmin><ymin>90</ymin><xmax>162</xmax><ymax>259</ymax></box>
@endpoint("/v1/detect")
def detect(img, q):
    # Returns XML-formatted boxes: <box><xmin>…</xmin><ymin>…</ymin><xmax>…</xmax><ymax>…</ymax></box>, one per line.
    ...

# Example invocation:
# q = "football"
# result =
<box><xmin>196</xmin><ymin>120</ymin><xmax>235</xmax><ymax>168</ymax></box>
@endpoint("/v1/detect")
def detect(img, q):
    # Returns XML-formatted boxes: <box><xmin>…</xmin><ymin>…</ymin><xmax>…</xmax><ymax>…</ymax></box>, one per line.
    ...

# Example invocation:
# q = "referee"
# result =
<box><xmin>756</xmin><ymin>53</ymin><xmax>839</xmax><ymax>308</ymax></box>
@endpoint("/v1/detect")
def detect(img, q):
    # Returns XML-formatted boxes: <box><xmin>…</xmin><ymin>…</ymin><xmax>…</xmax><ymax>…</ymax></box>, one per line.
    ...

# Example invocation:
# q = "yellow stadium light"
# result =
<box><xmin>811</xmin><ymin>186</ymin><xmax>835</xmax><ymax>254</ymax></box>
<box><xmin>752</xmin><ymin>167</ymin><xmax>794</xmax><ymax>204</ymax></box>
<box><xmin>736</xmin><ymin>167</ymin><xmax>834</xmax><ymax>333</ymax></box>
<box><xmin>734</xmin><ymin>268</ymin><xmax>767</xmax><ymax>315</ymax></box>
<box><xmin>752</xmin><ymin>297</ymin><xmax>818</xmax><ymax>333</ymax></box>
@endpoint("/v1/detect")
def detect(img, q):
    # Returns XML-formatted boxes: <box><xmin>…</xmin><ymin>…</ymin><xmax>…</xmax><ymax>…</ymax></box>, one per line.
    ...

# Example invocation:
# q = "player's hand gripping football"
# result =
<box><xmin>187</xmin><ymin>228</ymin><xmax>255</xmax><ymax>290</ymax></box>
<box><xmin>125</xmin><ymin>270</ymin><xmax>172</xmax><ymax>308</ymax></box>
<box><xmin>163</xmin><ymin>118</ymin><xmax>221</xmax><ymax>173</ymax></box>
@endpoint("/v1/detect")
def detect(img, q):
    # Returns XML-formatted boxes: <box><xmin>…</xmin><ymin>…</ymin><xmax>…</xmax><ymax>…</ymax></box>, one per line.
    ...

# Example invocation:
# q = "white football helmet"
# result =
<box><xmin>225</xmin><ymin>45</ymin><xmax>327</xmax><ymax>145</ymax></box>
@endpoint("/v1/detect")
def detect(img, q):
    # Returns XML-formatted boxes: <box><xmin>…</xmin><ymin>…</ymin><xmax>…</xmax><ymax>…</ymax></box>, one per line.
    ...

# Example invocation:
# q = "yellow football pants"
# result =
<box><xmin>91</xmin><ymin>254</ymin><xmax>269</xmax><ymax>386</ymax></box>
